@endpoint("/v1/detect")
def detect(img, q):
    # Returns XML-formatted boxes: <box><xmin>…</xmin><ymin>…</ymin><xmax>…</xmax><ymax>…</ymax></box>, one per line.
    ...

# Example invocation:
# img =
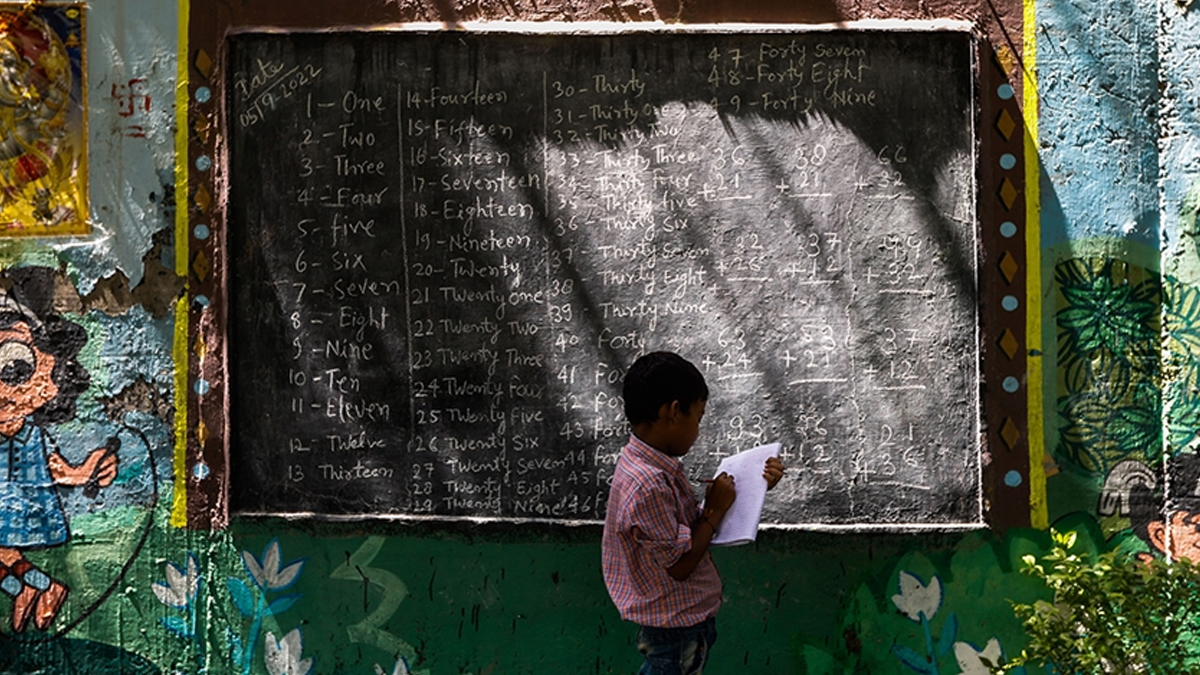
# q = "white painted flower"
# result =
<box><xmin>264</xmin><ymin>628</ymin><xmax>313</xmax><ymax>675</ymax></box>
<box><xmin>152</xmin><ymin>553</ymin><xmax>200</xmax><ymax>608</ymax></box>
<box><xmin>243</xmin><ymin>539</ymin><xmax>305</xmax><ymax>591</ymax></box>
<box><xmin>374</xmin><ymin>657</ymin><xmax>411</xmax><ymax>675</ymax></box>
<box><xmin>953</xmin><ymin>638</ymin><xmax>1002</xmax><ymax>675</ymax></box>
<box><xmin>891</xmin><ymin>570</ymin><xmax>942</xmax><ymax>622</ymax></box>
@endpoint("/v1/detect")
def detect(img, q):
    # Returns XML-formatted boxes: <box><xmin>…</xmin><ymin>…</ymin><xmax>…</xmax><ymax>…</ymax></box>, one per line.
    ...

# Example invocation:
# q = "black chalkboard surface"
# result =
<box><xmin>227</xmin><ymin>28</ymin><xmax>980</xmax><ymax>526</ymax></box>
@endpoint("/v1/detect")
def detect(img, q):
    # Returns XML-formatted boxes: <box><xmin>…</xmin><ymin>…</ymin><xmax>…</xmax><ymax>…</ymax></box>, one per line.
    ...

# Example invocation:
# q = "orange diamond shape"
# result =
<box><xmin>1000</xmin><ymin>417</ymin><xmax>1021</xmax><ymax>449</ymax></box>
<box><xmin>999</xmin><ymin>178</ymin><xmax>1018</xmax><ymax>209</ymax></box>
<box><xmin>193</xmin><ymin>334</ymin><xmax>208</xmax><ymax>360</ymax></box>
<box><xmin>193</xmin><ymin>184</ymin><xmax>212</xmax><ymax>214</ymax></box>
<box><xmin>993</xmin><ymin>45</ymin><xmax>1017</xmax><ymax>76</ymax></box>
<box><xmin>998</xmin><ymin>329</ymin><xmax>1019</xmax><ymax>359</ymax></box>
<box><xmin>194</xmin><ymin>115</ymin><xmax>211</xmax><ymax>144</ymax></box>
<box><xmin>193</xmin><ymin>250</ymin><xmax>211</xmax><ymax>282</ymax></box>
<box><xmin>996</xmin><ymin>109</ymin><xmax>1017</xmax><ymax>141</ymax></box>
<box><xmin>195</xmin><ymin>420</ymin><xmax>209</xmax><ymax>446</ymax></box>
<box><xmin>194</xmin><ymin>49</ymin><xmax>213</xmax><ymax>80</ymax></box>
<box><xmin>999</xmin><ymin>251</ymin><xmax>1019</xmax><ymax>284</ymax></box>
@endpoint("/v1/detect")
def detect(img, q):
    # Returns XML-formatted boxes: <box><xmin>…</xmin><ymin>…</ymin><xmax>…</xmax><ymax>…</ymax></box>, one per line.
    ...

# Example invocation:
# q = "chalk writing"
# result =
<box><xmin>228</xmin><ymin>30</ymin><xmax>979</xmax><ymax>526</ymax></box>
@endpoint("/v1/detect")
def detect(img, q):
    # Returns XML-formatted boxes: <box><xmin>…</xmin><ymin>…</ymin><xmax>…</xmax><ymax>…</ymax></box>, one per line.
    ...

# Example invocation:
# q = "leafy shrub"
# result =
<box><xmin>992</xmin><ymin>529</ymin><xmax>1200</xmax><ymax>674</ymax></box>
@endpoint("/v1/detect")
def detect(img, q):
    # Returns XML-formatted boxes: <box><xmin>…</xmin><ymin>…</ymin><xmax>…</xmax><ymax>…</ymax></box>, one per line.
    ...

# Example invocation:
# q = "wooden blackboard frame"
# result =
<box><xmin>183</xmin><ymin>18</ymin><xmax>1032</xmax><ymax>532</ymax></box>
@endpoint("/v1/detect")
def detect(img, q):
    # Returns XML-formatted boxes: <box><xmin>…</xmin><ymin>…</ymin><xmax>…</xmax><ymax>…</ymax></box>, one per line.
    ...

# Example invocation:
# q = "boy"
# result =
<box><xmin>601</xmin><ymin>351</ymin><xmax>784</xmax><ymax>675</ymax></box>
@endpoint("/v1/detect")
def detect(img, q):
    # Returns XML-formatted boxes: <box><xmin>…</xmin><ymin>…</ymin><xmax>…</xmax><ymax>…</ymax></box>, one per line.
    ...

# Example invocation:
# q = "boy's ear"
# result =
<box><xmin>663</xmin><ymin>400</ymin><xmax>683</xmax><ymax>421</ymax></box>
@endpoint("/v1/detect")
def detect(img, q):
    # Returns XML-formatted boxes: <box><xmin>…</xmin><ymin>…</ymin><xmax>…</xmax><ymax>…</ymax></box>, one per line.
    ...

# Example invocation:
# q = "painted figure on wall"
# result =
<box><xmin>0</xmin><ymin>267</ymin><xmax>114</xmax><ymax>632</ymax></box>
<box><xmin>1118</xmin><ymin>453</ymin><xmax>1200</xmax><ymax>562</ymax></box>
<box><xmin>0</xmin><ymin>4</ymin><xmax>87</xmax><ymax>236</ymax></box>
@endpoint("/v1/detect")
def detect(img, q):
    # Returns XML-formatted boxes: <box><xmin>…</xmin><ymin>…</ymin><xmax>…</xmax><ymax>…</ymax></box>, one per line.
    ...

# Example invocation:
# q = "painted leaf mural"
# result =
<box><xmin>1055</xmin><ymin>258</ymin><xmax>1162</xmax><ymax>473</ymax></box>
<box><xmin>1164</xmin><ymin>279</ymin><xmax>1200</xmax><ymax>453</ymax></box>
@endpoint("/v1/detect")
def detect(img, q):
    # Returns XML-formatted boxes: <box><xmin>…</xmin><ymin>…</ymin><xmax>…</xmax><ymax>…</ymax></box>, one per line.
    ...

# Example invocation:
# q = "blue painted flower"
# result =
<box><xmin>891</xmin><ymin>571</ymin><xmax>942</xmax><ymax>622</ymax></box>
<box><xmin>243</xmin><ymin>539</ymin><xmax>305</xmax><ymax>592</ymax></box>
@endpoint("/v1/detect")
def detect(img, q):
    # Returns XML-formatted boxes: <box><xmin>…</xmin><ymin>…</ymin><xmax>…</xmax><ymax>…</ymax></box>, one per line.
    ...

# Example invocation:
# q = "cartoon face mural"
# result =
<box><xmin>0</xmin><ymin>267</ymin><xmax>114</xmax><ymax>633</ymax></box>
<box><xmin>1116</xmin><ymin>452</ymin><xmax>1200</xmax><ymax>562</ymax></box>
<box><xmin>1146</xmin><ymin>511</ymin><xmax>1200</xmax><ymax>561</ymax></box>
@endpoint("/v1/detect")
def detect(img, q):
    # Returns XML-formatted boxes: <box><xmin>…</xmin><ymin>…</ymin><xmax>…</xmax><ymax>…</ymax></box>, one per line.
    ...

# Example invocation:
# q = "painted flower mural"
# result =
<box><xmin>952</xmin><ymin>639</ymin><xmax>1002</xmax><ymax>675</ymax></box>
<box><xmin>265</xmin><ymin>627</ymin><xmax>314</xmax><ymax>675</ymax></box>
<box><xmin>152</xmin><ymin>552</ymin><xmax>204</xmax><ymax>668</ymax></box>
<box><xmin>242</xmin><ymin>539</ymin><xmax>304</xmax><ymax>592</ymax></box>
<box><xmin>892</xmin><ymin>571</ymin><xmax>943</xmax><ymax>622</ymax></box>
<box><xmin>228</xmin><ymin>539</ymin><xmax>306</xmax><ymax>675</ymax></box>
<box><xmin>891</xmin><ymin>571</ymin><xmax>958</xmax><ymax>674</ymax></box>
<box><xmin>374</xmin><ymin>658</ymin><xmax>412</xmax><ymax>675</ymax></box>
<box><xmin>152</xmin><ymin>553</ymin><xmax>199</xmax><ymax>610</ymax></box>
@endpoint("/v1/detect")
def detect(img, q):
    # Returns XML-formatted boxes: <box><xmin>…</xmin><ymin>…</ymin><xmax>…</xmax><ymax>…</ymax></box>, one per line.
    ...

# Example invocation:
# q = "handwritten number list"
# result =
<box><xmin>229</xmin><ymin>32</ymin><xmax>979</xmax><ymax>525</ymax></box>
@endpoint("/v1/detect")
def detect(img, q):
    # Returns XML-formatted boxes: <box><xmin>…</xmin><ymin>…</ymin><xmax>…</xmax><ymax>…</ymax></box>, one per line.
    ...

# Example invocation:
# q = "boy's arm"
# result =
<box><xmin>666</xmin><ymin>472</ymin><xmax>735</xmax><ymax>581</ymax></box>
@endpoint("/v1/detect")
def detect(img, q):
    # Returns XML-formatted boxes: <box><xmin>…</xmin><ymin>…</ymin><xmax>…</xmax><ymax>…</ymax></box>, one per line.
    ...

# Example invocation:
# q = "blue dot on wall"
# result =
<box><xmin>194</xmin><ymin>379</ymin><xmax>210</xmax><ymax>395</ymax></box>
<box><xmin>998</xmin><ymin>84</ymin><xmax>1014</xmax><ymax>100</ymax></box>
<box><xmin>193</xmin><ymin>462</ymin><xmax>211</xmax><ymax>480</ymax></box>
<box><xmin>195</xmin><ymin>86</ymin><xmax>211</xmax><ymax>103</ymax></box>
<box><xmin>1000</xmin><ymin>221</ymin><xmax>1017</xmax><ymax>238</ymax></box>
<box><xmin>193</xmin><ymin>294</ymin><xmax>210</xmax><ymax>309</ymax></box>
<box><xmin>194</xmin><ymin>224</ymin><xmax>210</xmax><ymax>240</ymax></box>
<box><xmin>195</xmin><ymin>155</ymin><xmax>212</xmax><ymax>172</ymax></box>
<box><xmin>1000</xmin><ymin>154</ymin><xmax>1016</xmax><ymax>170</ymax></box>
<box><xmin>1002</xmin><ymin>295</ymin><xmax>1019</xmax><ymax>311</ymax></box>
<box><xmin>1005</xmin><ymin>470</ymin><xmax>1023</xmax><ymax>487</ymax></box>
<box><xmin>1003</xmin><ymin>376</ymin><xmax>1020</xmax><ymax>393</ymax></box>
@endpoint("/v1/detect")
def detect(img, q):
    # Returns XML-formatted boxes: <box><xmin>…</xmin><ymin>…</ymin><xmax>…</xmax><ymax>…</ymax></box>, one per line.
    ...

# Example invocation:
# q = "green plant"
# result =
<box><xmin>991</xmin><ymin>529</ymin><xmax>1200</xmax><ymax>674</ymax></box>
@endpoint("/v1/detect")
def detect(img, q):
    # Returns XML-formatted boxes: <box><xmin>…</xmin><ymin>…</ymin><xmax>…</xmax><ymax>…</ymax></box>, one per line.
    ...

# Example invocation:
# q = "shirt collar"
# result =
<box><xmin>625</xmin><ymin>434</ymin><xmax>682</xmax><ymax>474</ymax></box>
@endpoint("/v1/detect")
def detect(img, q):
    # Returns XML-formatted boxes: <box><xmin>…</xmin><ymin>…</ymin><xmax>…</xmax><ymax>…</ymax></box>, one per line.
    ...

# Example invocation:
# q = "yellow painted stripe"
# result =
<box><xmin>1023</xmin><ymin>0</ymin><xmax>1047</xmax><ymax>529</ymax></box>
<box><xmin>171</xmin><ymin>0</ymin><xmax>190</xmax><ymax>528</ymax></box>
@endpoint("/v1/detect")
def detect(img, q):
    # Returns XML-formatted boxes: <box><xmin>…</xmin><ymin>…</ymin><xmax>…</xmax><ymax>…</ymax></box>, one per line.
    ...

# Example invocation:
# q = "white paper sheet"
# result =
<box><xmin>706</xmin><ymin>442</ymin><xmax>781</xmax><ymax>546</ymax></box>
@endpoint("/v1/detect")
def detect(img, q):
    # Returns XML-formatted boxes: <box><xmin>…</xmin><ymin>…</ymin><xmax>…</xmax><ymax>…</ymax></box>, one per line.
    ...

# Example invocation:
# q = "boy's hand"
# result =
<box><xmin>763</xmin><ymin>457</ymin><xmax>785</xmax><ymax>490</ymax></box>
<box><xmin>705</xmin><ymin>472</ymin><xmax>737</xmax><ymax>517</ymax></box>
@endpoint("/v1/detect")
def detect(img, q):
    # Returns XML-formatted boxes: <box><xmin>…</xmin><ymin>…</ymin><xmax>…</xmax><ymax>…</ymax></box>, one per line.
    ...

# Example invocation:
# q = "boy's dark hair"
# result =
<box><xmin>622</xmin><ymin>351</ymin><xmax>708</xmax><ymax>426</ymax></box>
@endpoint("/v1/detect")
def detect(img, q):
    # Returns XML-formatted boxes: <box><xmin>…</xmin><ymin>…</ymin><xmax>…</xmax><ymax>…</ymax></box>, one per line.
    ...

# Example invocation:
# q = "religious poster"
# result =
<box><xmin>0</xmin><ymin>3</ymin><xmax>86</xmax><ymax>237</ymax></box>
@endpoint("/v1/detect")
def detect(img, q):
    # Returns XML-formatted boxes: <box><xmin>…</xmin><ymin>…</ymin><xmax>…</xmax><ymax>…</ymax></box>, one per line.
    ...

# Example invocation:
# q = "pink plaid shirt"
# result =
<box><xmin>601</xmin><ymin>435</ymin><xmax>722</xmax><ymax>628</ymax></box>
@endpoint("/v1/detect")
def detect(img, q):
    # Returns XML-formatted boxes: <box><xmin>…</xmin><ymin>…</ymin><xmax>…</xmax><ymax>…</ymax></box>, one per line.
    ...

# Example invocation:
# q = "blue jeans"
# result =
<box><xmin>636</xmin><ymin>617</ymin><xmax>717</xmax><ymax>675</ymax></box>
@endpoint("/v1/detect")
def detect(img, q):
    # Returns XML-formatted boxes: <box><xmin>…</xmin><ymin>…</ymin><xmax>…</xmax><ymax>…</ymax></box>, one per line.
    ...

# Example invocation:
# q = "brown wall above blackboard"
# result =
<box><xmin>226</xmin><ymin>27</ymin><xmax>980</xmax><ymax>528</ymax></box>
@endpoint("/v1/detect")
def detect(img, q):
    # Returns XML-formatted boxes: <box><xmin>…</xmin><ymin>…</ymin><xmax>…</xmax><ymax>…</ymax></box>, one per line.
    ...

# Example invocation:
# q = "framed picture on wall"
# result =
<box><xmin>0</xmin><ymin>2</ymin><xmax>88</xmax><ymax>237</ymax></box>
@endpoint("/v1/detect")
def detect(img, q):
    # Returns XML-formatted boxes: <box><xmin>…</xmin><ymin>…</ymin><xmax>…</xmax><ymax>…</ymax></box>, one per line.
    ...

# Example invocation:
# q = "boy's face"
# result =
<box><xmin>660</xmin><ymin>399</ymin><xmax>706</xmax><ymax>457</ymax></box>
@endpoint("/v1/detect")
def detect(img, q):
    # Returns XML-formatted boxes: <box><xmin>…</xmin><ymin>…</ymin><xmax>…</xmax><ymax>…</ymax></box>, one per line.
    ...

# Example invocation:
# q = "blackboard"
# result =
<box><xmin>226</xmin><ymin>28</ymin><xmax>980</xmax><ymax>527</ymax></box>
